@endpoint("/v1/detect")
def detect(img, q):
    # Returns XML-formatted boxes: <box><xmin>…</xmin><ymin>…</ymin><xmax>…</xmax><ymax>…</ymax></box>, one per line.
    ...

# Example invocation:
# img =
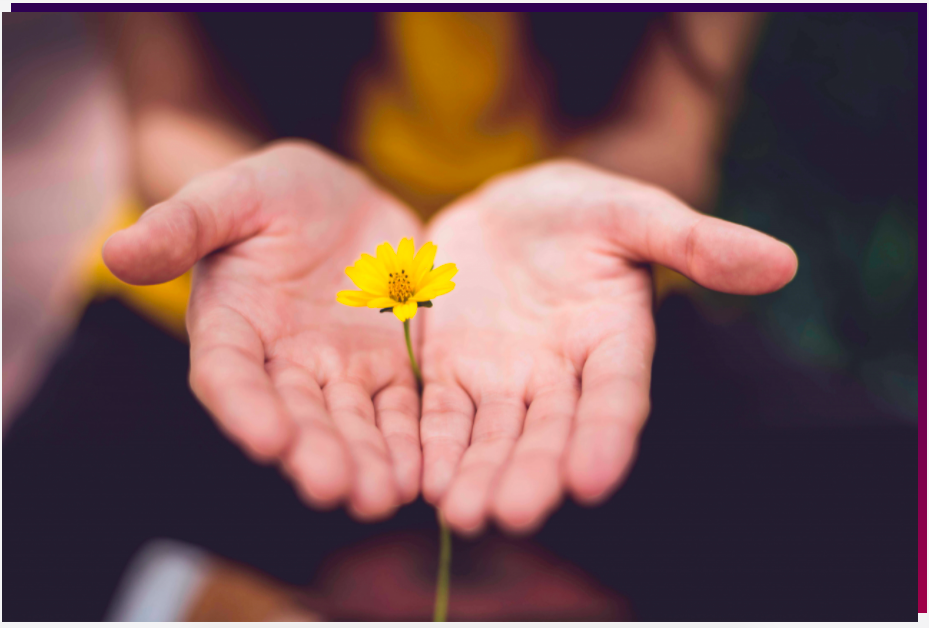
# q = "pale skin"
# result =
<box><xmin>421</xmin><ymin>160</ymin><xmax>796</xmax><ymax>534</ymax></box>
<box><xmin>104</xmin><ymin>142</ymin><xmax>426</xmax><ymax>520</ymax></box>
<box><xmin>98</xmin><ymin>12</ymin><xmax>786</xmax><ymax>532</ymax></box>
<box><xmin>104</xmin><ymin>144</ymin><xmax>797</xmax><ymax>531</ymax></box>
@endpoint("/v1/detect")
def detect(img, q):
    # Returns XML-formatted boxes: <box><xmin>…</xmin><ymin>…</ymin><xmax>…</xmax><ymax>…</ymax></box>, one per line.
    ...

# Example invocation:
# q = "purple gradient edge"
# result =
<box><xmin>920</xmin><ymin>2</ymin><xmax>927</xmax><ymax>616</ymax></box>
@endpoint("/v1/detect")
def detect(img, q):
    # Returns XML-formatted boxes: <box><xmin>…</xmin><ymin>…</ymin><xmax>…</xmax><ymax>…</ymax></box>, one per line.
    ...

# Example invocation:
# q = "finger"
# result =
<box><xmin>618</xmin><ymin>185</ymin><xmax>798</xmax><ymax>294</ymax></box>
<box><xmin>324</xmin><ymin>379</ymin><xmax>400</xmax><ymax>521</ymax></box>
<box><xmin>373</xmin><ymin>384</ymin><xmax>422</xmax><ymax>504</ymax></box>
<box><xmin>268</xmin><ymin>362</ymin><xmax>353</xmax><ymax>509</ymax></box>
<box><xmin>566</xmin><ymin>331</ymin><xmax>653</xmax><ymax>505</ymax></box>
<box><xmin>188</xmin><ymin>305</ymin><xmax>294</xmax><ymax>462</ymax></box>
<box><xmin>441</xmin><ymin>394</ymin><xmax>527</xmax><ymax>535</ymax></box>
<box><xmin>492</xmin><ymin>383</ymin><xmax>578</xmax><ymax>534</ymax></box>
<box><xmin>103</xmin><ymin>166</ymin><xmax>266</xmax><ymax>285</ymax></box>
<box><xmin>420</xmin><ymin>382</ymin><xmax>476</xmax><ymax>505</ymax></box>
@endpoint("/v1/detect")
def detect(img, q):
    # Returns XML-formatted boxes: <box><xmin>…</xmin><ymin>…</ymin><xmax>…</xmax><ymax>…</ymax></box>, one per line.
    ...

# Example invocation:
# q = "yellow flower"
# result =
<box><xmin>336</xmin><ymin>238</ymin><xmax>457</xmax><ymax>322</ymax></box>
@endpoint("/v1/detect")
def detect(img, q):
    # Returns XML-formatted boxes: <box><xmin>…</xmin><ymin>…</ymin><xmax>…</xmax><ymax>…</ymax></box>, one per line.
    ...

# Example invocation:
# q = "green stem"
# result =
<box><xmin>433</xmin><ymin>515</ymin><xmax>452</xmax><ymax>622</ymax></box>
<box><xmin>403</xmin><ymin>319</ymin><xmax>422</xmax><ymax>386</ymax></box>
<box><xmin>402</xmin><ymin>319</ymin><xmax>449</xmax><ymax>621</ymax></box>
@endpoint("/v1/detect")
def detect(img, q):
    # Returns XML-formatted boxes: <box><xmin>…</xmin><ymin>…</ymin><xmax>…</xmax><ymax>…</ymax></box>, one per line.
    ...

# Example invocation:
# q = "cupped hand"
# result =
<box><xmin>104</xmin><ymin>141</ymin><xmax>424</xmax><ymax>520</ymax></box>
<box><xmin>419</xmin><ymin>160</ymin><xmax>798</xmax><ymax>535</ymax></box>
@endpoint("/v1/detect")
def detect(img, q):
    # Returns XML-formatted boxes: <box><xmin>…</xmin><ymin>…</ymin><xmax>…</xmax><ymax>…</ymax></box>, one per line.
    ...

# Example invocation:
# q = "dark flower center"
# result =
<box><xmin>388</xmin><ymin>269</ymin><xmax>413</xmax><ymax>302</ymax></box>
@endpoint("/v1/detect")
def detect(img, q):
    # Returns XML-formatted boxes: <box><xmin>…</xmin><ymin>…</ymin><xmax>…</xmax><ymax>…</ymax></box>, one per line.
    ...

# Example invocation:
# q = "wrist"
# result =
<box><xmin>133</xmin><ymin>105</ymin><xmax>259</xmax><ymax>205</ymax></box>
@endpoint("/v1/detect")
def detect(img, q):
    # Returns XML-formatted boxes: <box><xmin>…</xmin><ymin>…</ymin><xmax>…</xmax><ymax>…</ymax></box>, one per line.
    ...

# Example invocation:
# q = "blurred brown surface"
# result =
<box><xmin>301</xmin><ymin>531</ymin><xmax>632</xmax><ymax>621</ymax></box>
<box><xmin>186</xmin><ymin>560</ymin><xmax>320</xmax><ymax>622</ymax></box>
<box><xmin>184</xmin><ymin>531</ymin><xmax>631</xmax><ymax>621</ymax></box>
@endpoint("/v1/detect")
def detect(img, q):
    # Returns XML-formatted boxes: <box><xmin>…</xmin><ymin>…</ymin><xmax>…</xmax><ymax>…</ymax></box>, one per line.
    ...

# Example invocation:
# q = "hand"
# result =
<box><xmin>104</xmin><ymin>141</ymin><xmax>424</xmax><ymax>520</ymax></box>
<box><xmin>420</xmin><ymin>160</ymin><xmax>797</xmax><ymax>535</ymax></box>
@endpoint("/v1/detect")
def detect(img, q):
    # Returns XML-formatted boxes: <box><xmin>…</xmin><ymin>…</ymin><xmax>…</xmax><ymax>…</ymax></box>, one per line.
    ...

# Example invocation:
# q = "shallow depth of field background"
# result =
<box><xmin>2</xmin><ymin>10</ymin><xmax>920</xmax><ymax>621</ymax></box>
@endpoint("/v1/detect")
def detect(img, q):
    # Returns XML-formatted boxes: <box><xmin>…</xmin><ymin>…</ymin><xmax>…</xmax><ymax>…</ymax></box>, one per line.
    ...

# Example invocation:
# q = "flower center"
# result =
<box><xmin>388</xmin><ymin>269</ymin><xmax>414</xmax><ymax>303</ymax></box>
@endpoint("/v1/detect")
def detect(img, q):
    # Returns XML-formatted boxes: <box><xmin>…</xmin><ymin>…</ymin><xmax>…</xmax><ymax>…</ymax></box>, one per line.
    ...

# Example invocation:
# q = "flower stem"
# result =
<box><xmin>401</xmin><ymin>320</ymin><xmax>449</xmax><ymax>621</ymax></box>
<box><xmin>433</xmin><ymin>515</ymin><xmax>452</xmax><ymax>622</ymax></box>
<box><xmin>403</xmin><ymin>319</ymin><xmax>422</xmax><ymax>386</ymax></box>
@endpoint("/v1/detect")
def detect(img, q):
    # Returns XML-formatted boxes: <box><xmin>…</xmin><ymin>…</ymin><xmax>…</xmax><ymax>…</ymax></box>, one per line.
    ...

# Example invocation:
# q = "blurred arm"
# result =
<box><xmin>91</xmin><ymin>12</ymin><xmax>262</xmax><ymax>204</ymax></box>
<box><xmin>569</xmin><ymin>12</ymin><xmax>766</xmax><ymax>209</ymax></box>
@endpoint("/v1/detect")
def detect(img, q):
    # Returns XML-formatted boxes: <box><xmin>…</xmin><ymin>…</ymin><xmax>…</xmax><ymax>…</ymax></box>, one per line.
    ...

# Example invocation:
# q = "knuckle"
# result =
<box><xmin>423</xmin><ymin>433</ymin><xmax>466</xmax><ymax>456</ymax></box>
<box><xmin>377</xmin><ymin>393</ymin><xmax>419</xmax><ymax>419</ymax></box>
<box><xmin>386</xmin><ymin>430</ymin><xmax>420</xmax><ymax>450</ymax></box>
<box><xmin>683</xmin><ymin>216</ymin><xmax>706</xmax><ymax>273</ymax></box>
<box><xmin>342</xmin><ymin>396</ymin><xmax>375</xmax><ymax>423</ymax></box>
<box><xmin>472</xmin><ymin>426</ymin><xmax>519</xmax><ymax>445</ymax></box>
<box><xmin>423</xmin><ymin>386</ymin><xmax>473</xmax><ymax>418</ymax></box>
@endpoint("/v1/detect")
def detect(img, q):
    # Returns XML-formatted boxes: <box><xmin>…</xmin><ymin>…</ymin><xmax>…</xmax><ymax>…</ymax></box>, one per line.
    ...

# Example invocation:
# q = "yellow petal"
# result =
<box><xmin>357</xmin><ymin>253</ymin><xmax>388</xmax><ymax>282</ymax></box>
<box><xmin>411</xmin><ymin>263</ymin><xmax>457</xmax><ymax>301</ymax></box>
<box><xmin>411</xmin><ymin>242</ymin><xmax>437</xmax><ymax>290</ymax></box>
<box><xmin>337</xmin><ymin>290</ymin><xmax>378</xmax><ymax>307</ymax></box>
<box><xmin>376</xmin><ymin>242</ymin><xmax>399</xmax><ymax>275</ymax></box>
<box><xmin>346</xmin><ymin>265</ymin><xmax>388</xmax><ymax>296</ymax></box>
<box><xmin>392</xmin><ymin>300</ymin><xmax>418</xmax><ymax>322</ymax></box>
<box><xmin>367</xmin><ymin>297</ymin><xmax>397</xmax><ymax>308</ymax></box>
<box><xmin>397</xmin><ymin>238</ymin><xmax>415</xmax><ymax>271</ymax></box>
<box><xmin>421</xmin><ymin>263</ymin><xmax>457</xmax><ymax>287</ymax></box>
<box><xmin>412</xmin><ymin>280</ymin><xmax>455</xmax><ymax>302</ymax></box>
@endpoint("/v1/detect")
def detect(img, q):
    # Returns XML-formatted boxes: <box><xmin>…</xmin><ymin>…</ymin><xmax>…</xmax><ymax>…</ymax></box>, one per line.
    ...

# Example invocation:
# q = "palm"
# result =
<box><xmin>420</xmin><ymin>161</ymin><xmax>798</xmax><ymax>534</ymax></box>
<box><xmin>106</xmin><ymin>143</ymin><xmax>424</xmax><ymax>519</ymax></box>
<box><xmin>106</xmin><ymin>148</ymin><xmax>796</xmax><ymax>529</ymax></box>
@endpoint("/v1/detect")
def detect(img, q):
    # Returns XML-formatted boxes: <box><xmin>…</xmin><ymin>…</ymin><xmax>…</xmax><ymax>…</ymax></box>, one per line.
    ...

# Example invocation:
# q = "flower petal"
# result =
<box><xmin>376</xmin><ymin>242</ymin><xmax>399</xmax><ymax>275</ymax></box>
<box><xmin>346</xmin><ymin>265</ymin><xmax>388</xmax><ymax>296</ymax></box>
<box><xmin>412</xmin><ymin>263</ymin><xmax>457</xmax><ymax>300</ymax></box>
<box><xmin>367</xmin><ymin>297</ymin><xmax>397</xmax><ymax>308</ymax></box>
<box><xmin>411</xmin><ymin>241</ymin><xmax>437</xmax><ymax>290</ymax></box>
<box><xmin>337</xmin><ymin>290</ymin><xmax>378</xmax><ymax>307</ymax></box>
<box><xmin>397</xmin><ymin>237</ymin><xmax>415</xmax><ymax>272</ymax></box>
<box><xmin>412</xmin><ymin>281</ymin><xmax>455</xmax><ymax>302</ymax></box>
<box><xmin>421</xmin><ymin>263</ymin><xmax>457</xmax><ymax>288</ymax></box>
<box><xmin>392</xmin><ymin>300</ymin><xmax>418</xmax><ymax>322</ymax></box>
<box><xmin>357</xmin><ymin>253</ymin><xmax>389</xmax><ymax>282</ymax></box>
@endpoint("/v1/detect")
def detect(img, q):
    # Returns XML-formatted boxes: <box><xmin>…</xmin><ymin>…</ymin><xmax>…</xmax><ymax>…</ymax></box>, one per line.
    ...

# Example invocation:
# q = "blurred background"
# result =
<box><xmin>3</xmin><ymin>11</ymin><xmax>919</xmax><ymax>621</ymax></box>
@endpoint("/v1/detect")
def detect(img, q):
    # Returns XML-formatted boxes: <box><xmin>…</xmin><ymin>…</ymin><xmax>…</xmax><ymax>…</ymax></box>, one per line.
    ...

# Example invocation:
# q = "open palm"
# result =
<box><xmin>104</xmin><ymin>142</ymin><xmax>424</xmax><ymax>520</ymax></box>
<box><xmin>420</xmin><ymin>160</ymin><xmax>798</xmax><ymax>534</ymax></box>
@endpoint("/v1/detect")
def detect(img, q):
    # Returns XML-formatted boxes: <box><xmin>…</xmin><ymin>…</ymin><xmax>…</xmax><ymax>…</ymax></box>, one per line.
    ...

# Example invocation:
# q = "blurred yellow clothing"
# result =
<box><xmin>351</xmin><ymin>12</ymin><xmax>549</xmax><ymax>218</ymax></box>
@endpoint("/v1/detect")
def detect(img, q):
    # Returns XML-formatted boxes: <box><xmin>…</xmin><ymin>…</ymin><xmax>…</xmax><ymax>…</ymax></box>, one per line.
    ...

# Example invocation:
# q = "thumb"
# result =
<box><xmin>103</xmin><ymin>168</ymin><xmax>264</xmax><ymax>285</ymax></box>
<box><xmin>621</xmin><ymin>188</ymin><xmax>798</xmax><ymax>295</ymax></box>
